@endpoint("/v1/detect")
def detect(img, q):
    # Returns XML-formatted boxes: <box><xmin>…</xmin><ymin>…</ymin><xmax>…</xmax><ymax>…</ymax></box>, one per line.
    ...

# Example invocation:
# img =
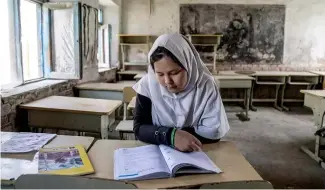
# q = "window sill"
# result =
<box><xmin>1</xmin><ymin>79</ymin><xmax>68</xmax><ymax>98</ymax></box>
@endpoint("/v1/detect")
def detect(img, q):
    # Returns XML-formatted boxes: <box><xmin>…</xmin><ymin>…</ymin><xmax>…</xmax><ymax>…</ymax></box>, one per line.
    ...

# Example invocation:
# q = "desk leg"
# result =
<box><xmin>249</xmin><ymin>82</ymin><xmax>257</xmax><ymax>111</ymax></box>
<box><xmin>119</xmin><ymin>131</ymin><xmax>124</xmax><ymax>140</ymax></box>
<box><xmin>100</xmin><ymin>115</ymin><xmax>109</xmax><ymax>139</ymax></box>
<box><xmin>280</xmin><ymin>82</ymin><xmax>290</xmax><ymax>111</ymax></box>
<box><xmin>236</xmin><ymin>89</ymin><xmax>250</xmax><ymax>122</ymax></box>
<box><xmin>274</xmin><ymin>85</ymin><xmax>283</xmax><ymax>111</ymax></box>
<box><xmin>301</xmin><ymin>109</ymin><xmax>325</xmax><ymax>169</ymax></box>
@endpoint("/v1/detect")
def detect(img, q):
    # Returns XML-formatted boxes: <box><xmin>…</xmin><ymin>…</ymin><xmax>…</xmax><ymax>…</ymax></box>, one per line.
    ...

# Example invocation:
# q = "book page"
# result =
<box><xmin>114</xmin><ymin>145</ymin><xmax>170</xmax><ymax>180</ymax></box>
<box><xmin>1</xmin><ymin>133</ymin><xmax>56</xmax><ymax>153</ymax></box>
<box><xmin>159</xmin><ymin>145</ymin><xmax>222</xmax><ymax>174</ymax></box>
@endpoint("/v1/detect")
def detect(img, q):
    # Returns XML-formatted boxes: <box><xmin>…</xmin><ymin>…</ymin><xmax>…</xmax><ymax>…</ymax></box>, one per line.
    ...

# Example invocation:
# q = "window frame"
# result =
<box><xmin>98</xmin><ymin>24</ymin><xmax>112</xmax><ymax>69</ymax></box>
<box><xmin>42</xmin><ymin>2</ymin><xmax>82</xmax><ymax>79</ymax></box>
<box><xmin>1</xmin><ymin>0</ymin><xmax>82</xmax><ymax>91</ymax></box>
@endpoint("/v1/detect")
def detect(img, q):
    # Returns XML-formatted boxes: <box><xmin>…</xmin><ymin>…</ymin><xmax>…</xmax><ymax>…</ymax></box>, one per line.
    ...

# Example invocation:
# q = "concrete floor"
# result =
<box><xmin>224</xmin><ymin>107</ymin><xmax>325</xmax><ymax>189</ymax></box>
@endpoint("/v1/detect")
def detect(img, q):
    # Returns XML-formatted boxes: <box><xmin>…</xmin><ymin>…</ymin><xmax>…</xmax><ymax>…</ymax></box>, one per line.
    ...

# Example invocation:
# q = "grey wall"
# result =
<box><xmin>121</xmin><ymin>0</ymin><xmax>325</xmax><ymax>70</ymax></box>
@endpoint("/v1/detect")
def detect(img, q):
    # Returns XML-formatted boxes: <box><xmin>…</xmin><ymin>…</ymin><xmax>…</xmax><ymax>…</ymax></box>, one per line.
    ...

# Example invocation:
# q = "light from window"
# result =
<box><xmin>20</xmin><ymin>0</ymin><xmax>43</xmax><ymax>81</ymax></box>
<box><xmin>0</xmin><ymin>0</ymin><xmax>16</xmax><ymax>88</ymax></box>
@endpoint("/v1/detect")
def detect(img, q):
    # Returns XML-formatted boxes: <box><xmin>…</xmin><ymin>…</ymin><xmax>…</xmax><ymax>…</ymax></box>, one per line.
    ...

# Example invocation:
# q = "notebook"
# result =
<box><xmin>114</xmin><ymin>144</ymin><xmax>222</xmax><ymax>181</ymax></box>
<box><xmin>38</xmin><ymin>145</ymin><xmax>94</xmax><ymax>176</ymax></box>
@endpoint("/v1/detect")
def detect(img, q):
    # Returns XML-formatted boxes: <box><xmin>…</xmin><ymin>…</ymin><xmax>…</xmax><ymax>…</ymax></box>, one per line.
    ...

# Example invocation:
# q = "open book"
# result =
<box><xmin>114</xmin><ymin>145</ymin><xmax>222</xmax><ymax>181</ymax></box>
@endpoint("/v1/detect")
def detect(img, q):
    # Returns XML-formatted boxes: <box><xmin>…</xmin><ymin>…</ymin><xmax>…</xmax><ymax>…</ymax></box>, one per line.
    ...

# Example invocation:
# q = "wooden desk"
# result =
<box><xmin>300</xmin><ymin>90</ymin><xmax>325</xmax><ymax>169</ymax></box>
<box><xmin>281</xmin><ymin>72</ymin><xmax>319</xmax><ymax>111</ymax></box>
<box><xmin>87</xmin><ymin>140</ymin><xmax>263</xmax><ymax>189</ymax></box>
<box><xmin>249</xmin><ymin>71</ymin><xmax>288</xmax><ymax>111</ymax></box>
<box><xmin>1</xmin><ymin>132</ymin><xmax>96</xmax><ymax>185</ymax></box>
<box><xmin>75</xmin><ymin>81</ymin><xmax>136</xmax><ymax>101</ymax></box>
<box><xmin>213</xmin><ymin>75</ymin><xmax>255</xmax><ymax>121</ymax></box>
<box><xmin>134</xmin><ymin>73</ymin><xmax>146</xmax><ymax>82</ymax></box>
<box><xmin>20</xmin><ymin>96</ymin><xmax>122</xmax><ymax>139</ymax></box>
<box><xmin>309</xmin><ymin>71</ymin><xmax>325</xmax><ymax>89</ymax></box>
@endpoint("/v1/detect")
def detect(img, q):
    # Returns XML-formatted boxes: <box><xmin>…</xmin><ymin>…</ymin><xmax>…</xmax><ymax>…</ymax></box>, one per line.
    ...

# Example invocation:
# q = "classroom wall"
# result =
<box><xmin>121</xmin><ymin>0</ymin><xmax>325</xmax><ymax>71</ymax></box>
<box><xmin>1</xmin><ymin>0</ymin><xmax>116</xmax><ymax>132</ymax></box>
<box><xmin>103</xmin><ymin>4</ymin><xmax>120</xmax><ymax>67</ymax></box>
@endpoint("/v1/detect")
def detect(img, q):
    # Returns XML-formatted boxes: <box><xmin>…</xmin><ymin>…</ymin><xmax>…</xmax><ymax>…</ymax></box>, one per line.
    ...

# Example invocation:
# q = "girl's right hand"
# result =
<box><xmin>174</xmin><ymin>129</ymin><xmax>202</xmax><ymax>152</ymax></box>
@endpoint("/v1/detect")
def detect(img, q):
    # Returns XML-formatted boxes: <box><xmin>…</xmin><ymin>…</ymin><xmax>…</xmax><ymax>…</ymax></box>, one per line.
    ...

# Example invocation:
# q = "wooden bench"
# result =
<box><xmin>20</xmin><ymin>96</ymin><xmax>122</xmax><ymax>139</ymax></box>
<box><xmin>115</xmin><ymin>120</ymin><xmax>134</xmax><ymax>140</ymax></box>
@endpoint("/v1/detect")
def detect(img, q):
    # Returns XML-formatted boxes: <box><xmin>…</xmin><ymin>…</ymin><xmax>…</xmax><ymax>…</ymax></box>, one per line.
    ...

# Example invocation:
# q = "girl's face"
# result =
<box><xmin>153</xmin><ymin>56</ymin><xmax>188</xmax><ymax>93</ymax></box>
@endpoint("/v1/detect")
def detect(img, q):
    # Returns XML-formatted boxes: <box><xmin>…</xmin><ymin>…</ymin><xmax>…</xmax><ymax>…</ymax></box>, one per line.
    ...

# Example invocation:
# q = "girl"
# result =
<box><xmin>133</xmin><ymin>33</ymin><xmax>229</xmax><ymax>152</ymax></box>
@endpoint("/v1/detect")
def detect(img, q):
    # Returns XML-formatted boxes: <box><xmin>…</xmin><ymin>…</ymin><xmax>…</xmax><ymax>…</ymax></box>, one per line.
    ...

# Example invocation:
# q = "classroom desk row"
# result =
<box><xmin>1</xmin><ymin>132</ymin><xmax>271</xmax><ymax>189</ymax></box>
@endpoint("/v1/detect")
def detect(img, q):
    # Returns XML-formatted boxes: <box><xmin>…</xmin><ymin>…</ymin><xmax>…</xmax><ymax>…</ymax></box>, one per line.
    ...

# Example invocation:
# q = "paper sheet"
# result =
<box><xmin>1</xmin><ymin>133</ymin><xmax>57</xmax><ymax>153</ymax></box>
<box><xmin>1</xmin><ymin>153</ymin><xmax>39</xmax><ymax>181</ymax></box>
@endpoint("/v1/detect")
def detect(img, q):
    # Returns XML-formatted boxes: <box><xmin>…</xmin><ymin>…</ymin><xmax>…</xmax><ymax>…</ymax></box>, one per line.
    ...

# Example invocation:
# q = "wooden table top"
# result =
<box><xmin>87</xmin><ymin>140</ymin><xmax>262</xmax><ymax>189</ymax></box>
<box><xmin>127</xmin><ymin>97</ymin><xmax>136</xmax><ymax>110</ymax></box>
<box><xmin>117</xmin><ymin>70</ymin><xmax>146</xmax><ymax>75</ymax></box>
<box><xmin>251</xmin><ymin>71</ymin><xmax>289</xmax><ymax>76</ymax></box>
<box><xmin>1</xmin><ymin>132</ymin><xmax>96</xmax><ymax>183</ymax></box>
<box><xmin>309</xmin><ymin>71</ymin><xmax>325</xmax><ymax>76</ymax></box>
<box><xmin>300</xmin><ymin>90</ymin><xmax>325</xmax><ymax>98</ymax></box>
<box><xmin>213</xmin><ymin>75</ymin><xmax>255</xmax><ymax>80</ymax></box>
<box><xmin>20</xmin><ymin>96</ymin><xmax>122</xmax><ymax>115</ymax></box>
<box><xmin>212</xmin><ymin>71</ymin><xmax>241</xmax><ymax>76</ymax></box>
<box><xmin>75</xmin><ymin>81</ymin><xmax>136</xmax><ymax>92</ymax></box>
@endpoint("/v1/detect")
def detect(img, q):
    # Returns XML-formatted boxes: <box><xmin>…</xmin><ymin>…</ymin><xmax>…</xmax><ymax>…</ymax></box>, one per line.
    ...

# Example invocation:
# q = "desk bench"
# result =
<box><xmin>300</xmin><ymin>90</ymin><xmax>325</xmax><ymax>169</ymax></box>
<box><xmin>20</xmin><ymin>96</ymin><xmax>122</xmax><ymax>139</ymax></box>
<box><xmin>213</xmin><ymin>75</ymin><xmax>254</xmax><ymax>121</ymax></box>
<box><xmin>281</xmin><ymin>72</ymin><xmax>319</xmax><ymax>111</ymax></box>
<box><xmin>249</xmin><ymin>71</ymin><xmax>288</xmax><ymax>111</ymax></box>
<box><xmin>310</xmin><ymin>71</ymin><xmax>325</xmax><ymax>89</ymax></box>
<box><xmin>75</xmin><ymin>81</ymin><xmax>136</xmax><ymax>101</ymax></box>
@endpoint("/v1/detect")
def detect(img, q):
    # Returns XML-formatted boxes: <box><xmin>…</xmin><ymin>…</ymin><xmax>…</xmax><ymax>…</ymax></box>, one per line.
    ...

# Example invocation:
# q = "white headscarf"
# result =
<box><xmin>133</xmin><ymin>33</ymin><xmax>229</xmax><ymax>139</ymax></box>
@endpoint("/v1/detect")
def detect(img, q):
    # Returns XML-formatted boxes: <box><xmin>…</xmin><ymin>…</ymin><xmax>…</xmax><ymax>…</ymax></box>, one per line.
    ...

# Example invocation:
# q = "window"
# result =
<box><xmin>1</xmin><ymin>0</ymin><xmax>82</xmax><ymax>91</ymax></box>
<box><xmin>20</xmin><ymin>0</ymin><xmax>43</xmax><ymax>81</ymax></box>
<box><xmin>98</xmin><ymin>24</ymin><xmax>112</xmax><ymax>68</ymax></box>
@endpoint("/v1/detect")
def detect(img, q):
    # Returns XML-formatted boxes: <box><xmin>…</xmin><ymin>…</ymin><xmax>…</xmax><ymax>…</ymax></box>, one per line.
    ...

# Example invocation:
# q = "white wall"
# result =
<box><xmin>121</xmin><ymin>0</ymin><xmax>325</xmax><ymax>69</ymax></box>
<box><xmin>103</xmin><ymin>4</ymin><xmax>120</xmax><ymax>67</ymax></box>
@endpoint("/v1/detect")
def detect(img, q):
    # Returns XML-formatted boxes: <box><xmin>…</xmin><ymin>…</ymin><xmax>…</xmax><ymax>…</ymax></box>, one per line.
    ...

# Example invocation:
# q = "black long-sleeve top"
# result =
<box><xmin>133</xmin><ymin>93</ymin><xmax>220</xmax><ymax>146</ymax></box>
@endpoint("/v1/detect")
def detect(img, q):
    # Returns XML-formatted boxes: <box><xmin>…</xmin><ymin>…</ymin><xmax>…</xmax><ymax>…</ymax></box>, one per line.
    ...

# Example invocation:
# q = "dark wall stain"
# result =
<box><xmin>180</xmin><ymin>4</ymin><xmax>286</xmax><ymax>64</ymax></box>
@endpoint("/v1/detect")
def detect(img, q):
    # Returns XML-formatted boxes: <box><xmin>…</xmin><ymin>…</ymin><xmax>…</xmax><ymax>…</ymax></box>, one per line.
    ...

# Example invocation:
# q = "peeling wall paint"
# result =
<box><xmin>121</xmin><ymin>0</ymin><xmax>325</xmax><ymax>69</ymax></box>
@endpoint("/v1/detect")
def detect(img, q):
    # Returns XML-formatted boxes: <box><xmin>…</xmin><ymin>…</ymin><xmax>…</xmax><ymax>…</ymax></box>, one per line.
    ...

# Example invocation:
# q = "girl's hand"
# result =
<box><xmin>174</xmin><ymin>129</ymin><xmax>202</xmax><ymax>152</ymax></box>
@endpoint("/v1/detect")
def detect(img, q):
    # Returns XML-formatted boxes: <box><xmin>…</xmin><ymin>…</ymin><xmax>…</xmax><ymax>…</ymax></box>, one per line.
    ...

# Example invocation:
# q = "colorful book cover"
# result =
<box><xmin>38</xmin><ymin>145</ymin><xmax>94</xmax><ymax>176</ymax></box>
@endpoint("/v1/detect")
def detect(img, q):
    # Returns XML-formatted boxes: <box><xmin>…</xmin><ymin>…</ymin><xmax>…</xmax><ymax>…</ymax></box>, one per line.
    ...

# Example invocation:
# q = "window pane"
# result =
<box><xmin>0</xmin><ymin>0</ymin><xmax>20</xmax><ymax>88</ymax></box>
<box><xmin>51</xmin><ymin>9</ymin><xmax>75</xmax><ymax>73</ymax></box>
<box><xmin>20</xmin><ymin>0</ymin><xmax>43</xmax><ymax>81</ymax></box>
